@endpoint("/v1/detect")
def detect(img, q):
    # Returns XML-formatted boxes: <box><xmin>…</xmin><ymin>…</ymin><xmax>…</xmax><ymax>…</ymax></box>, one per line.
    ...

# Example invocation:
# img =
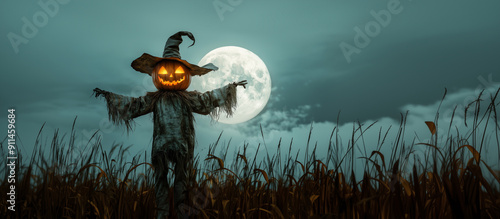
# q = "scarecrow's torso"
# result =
<box><xmin>151</xmin><ymin>92</ymin><xmax>197</xmax><ymax>161</ymax></box>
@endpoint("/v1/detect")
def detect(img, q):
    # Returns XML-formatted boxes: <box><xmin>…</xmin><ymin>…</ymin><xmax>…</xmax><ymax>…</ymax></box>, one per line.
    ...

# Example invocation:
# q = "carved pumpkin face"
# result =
<box><xmin>152</xmin><ymin>60</ymin><xmax>191</xmax><ymax>91</ymax></box>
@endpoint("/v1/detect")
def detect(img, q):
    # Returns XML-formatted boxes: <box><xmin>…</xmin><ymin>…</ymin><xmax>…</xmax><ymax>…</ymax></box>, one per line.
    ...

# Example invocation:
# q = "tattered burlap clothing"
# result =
<box><xmin>101</xmin><ymin>84</ymin><xmax>237</xmax><ymax>218</ymax></box>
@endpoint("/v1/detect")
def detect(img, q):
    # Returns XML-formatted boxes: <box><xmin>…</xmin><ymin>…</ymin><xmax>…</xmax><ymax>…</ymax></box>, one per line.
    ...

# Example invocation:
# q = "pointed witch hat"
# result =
<box><xmin>131</xmin><ymin>31</ymin><xmax>218</xmax><ymax>76</ymax></box>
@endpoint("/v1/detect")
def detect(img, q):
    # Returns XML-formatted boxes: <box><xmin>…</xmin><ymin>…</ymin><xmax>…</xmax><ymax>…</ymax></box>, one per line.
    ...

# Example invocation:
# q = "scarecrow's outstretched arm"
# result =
<box><xmin>191</xmin><ymin>80</ymin><xmax>247</xmax><ymax>118</ymax></box>
<box><xmin>93</xmin><ymin>88</ymin><xmax>153</xmax><ymax>130</ymax></box>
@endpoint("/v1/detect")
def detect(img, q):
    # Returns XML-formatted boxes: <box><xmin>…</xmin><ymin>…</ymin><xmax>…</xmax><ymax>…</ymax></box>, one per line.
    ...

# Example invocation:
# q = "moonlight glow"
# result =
<box><xmin>193</xmin><ymin>46</ymin><xmax>271</xmax><ymax>124</ymax></box>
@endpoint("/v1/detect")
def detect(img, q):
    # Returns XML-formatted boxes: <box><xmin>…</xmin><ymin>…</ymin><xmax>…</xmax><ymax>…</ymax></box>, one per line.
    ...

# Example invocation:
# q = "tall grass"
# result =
<box><xmin>1</xmin><ymin>88</ymin><xmax>500</xmax><ymax>218</ymax></box>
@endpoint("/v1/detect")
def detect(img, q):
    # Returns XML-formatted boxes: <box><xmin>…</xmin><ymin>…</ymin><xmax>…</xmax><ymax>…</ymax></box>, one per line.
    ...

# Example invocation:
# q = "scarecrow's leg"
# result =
<box><xmin>153</xmin><ymin>155</ymin><xmax>171</xmax><ymax>219</ymax></box>
<box><xmin>173</xmin><ymin>156</ymin><xmax>189</xmax><ymax>217</ymax></box>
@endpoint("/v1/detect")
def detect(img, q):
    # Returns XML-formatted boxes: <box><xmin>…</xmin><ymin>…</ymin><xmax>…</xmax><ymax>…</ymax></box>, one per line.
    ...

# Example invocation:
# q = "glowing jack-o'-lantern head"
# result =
<box><xmin>131</xmin><ymin>31</ymin><xmax>219</xmax><ymax>90</ymax></box>
<box><xmin>152</xmin><ymin>60</ymin><xmax>191</xmax><ymax>90</ymax></box>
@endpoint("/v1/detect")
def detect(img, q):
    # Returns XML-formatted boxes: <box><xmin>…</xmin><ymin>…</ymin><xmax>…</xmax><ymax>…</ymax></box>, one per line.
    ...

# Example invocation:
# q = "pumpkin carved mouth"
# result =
<box><xmin>158</xmin><ymin>76</ymin><xmax>186</xmax><ymax>86</ymax></box>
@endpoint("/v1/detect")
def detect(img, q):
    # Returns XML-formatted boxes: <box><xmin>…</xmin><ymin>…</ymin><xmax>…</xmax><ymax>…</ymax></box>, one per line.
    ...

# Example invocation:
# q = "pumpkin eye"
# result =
<box><xmin>158</xmin><ymin>66</ymin><xmax>168</xmax><ymax>74</ymax></box>
<box><xmin>175</xmin><ymin>66</ymin><xmax>184</xmax><ymax>74</ymax></box>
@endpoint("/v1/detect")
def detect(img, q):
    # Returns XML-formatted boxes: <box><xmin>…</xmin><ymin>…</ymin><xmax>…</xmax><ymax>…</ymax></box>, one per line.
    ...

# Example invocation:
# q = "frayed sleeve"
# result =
<box><xmin>191</xmin><ymin>83</ymin><xmax>238</xmax><ymax>119</ymax></box>
<box><xmin>103</xmin><ymin>92</ymin><xmax>153</xmax><ymax>130</ymax></box>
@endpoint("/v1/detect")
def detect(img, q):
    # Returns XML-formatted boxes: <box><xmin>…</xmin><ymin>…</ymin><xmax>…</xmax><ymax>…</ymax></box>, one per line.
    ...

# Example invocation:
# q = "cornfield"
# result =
<box><xmin>1</xmin><ymin>89</ymin><xmax>500</xmax><ymax>218</ymax></box>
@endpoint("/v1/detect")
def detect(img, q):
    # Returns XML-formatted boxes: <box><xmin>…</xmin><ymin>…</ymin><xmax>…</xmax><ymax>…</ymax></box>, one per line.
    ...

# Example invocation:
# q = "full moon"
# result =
<box><xmin>192</xmin><ymin>46</ymin><xmax>271</xmax><ymax>124</ymax></box>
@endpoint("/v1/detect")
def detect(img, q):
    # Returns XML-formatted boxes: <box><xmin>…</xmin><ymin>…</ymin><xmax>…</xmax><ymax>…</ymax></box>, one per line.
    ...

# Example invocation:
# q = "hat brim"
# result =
<box><xmin>131</xmin><ymin>53</ymin><xmax>218</xmax><ymax>76</ymax></box>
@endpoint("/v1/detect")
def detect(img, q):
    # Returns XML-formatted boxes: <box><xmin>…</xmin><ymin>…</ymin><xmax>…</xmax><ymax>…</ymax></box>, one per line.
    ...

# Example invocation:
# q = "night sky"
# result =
<box><xmin>1</xmin><ymin>0</ymin><xmax>500</xmax><ymax>172</ymax></box>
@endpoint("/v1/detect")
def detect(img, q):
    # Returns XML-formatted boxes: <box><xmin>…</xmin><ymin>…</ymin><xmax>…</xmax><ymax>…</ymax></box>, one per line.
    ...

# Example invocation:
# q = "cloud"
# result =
<box><xmin>188</xmin><ymin>85</ymin><xmax>500</xmax><ymax>179</ymax></box>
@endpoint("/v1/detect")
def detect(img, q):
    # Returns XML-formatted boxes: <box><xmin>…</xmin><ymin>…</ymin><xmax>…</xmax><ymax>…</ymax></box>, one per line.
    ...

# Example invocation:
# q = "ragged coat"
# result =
<box><xmin>102</xmin><ymin>84</ymin><xmax>237</xmax><ymax>163</ymax></box>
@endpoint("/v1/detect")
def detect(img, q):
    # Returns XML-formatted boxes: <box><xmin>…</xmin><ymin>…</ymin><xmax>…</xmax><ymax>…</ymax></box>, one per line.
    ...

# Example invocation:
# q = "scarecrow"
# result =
<box><xmin>93</xmin><ymin>31</ymin><xmax>247</xmax><ymax>218</ymax></box>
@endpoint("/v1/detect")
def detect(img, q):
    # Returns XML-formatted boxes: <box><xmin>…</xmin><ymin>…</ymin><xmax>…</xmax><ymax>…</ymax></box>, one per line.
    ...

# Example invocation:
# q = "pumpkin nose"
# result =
<box><xmin>170</xmin><ymin>74</ymin><xmax>173</xmax><ymax>78</ymax></box>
